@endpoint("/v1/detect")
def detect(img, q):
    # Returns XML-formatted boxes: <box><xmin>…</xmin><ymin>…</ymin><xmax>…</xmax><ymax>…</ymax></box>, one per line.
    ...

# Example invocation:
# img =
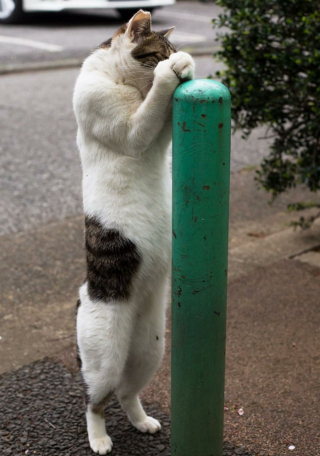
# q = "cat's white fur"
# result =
<box><xmin>73</xmin><ymin>10</ymin><xmax>195</xmax><ymax>455</ymax></box>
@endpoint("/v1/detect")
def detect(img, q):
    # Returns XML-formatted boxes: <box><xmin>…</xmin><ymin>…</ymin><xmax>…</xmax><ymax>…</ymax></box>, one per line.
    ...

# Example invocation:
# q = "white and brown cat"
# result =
<box><xmin>73</xmin><ymin>10</ymin><xmax>195</xmax><ymax>455</ymax></box>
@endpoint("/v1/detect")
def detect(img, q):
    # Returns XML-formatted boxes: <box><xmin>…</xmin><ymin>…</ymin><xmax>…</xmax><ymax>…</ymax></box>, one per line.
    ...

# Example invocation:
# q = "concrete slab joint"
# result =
<box><xmin>228</xmin><ymin>218</ymin><xmax>320</xmax><ymax>281</ymax></box>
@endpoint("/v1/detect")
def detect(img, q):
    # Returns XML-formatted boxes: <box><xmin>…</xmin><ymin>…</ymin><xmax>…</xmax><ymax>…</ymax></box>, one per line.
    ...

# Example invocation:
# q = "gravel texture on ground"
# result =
<box><xmin>0</xmin><ymin>359</ymin><xmax>253</xmax><ymax>456</ymax></box>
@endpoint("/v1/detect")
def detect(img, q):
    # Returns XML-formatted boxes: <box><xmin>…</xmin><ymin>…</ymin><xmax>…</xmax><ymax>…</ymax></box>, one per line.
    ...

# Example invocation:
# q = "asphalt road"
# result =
<box><xmin>0</xmin><ymin>2</ymin><xmax>222</xmax><ymax>66</ymax></box>
<box><xmin>0</xmin><ymin>2</ymin><xmax>271</xmax><ymax>236</ymax></box>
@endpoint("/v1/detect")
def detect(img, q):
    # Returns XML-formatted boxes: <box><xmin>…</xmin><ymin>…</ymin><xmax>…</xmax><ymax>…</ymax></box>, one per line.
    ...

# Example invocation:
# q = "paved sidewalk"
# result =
<box><xmin>1</xmin><ymin>168</ymin><xmax>320</xmax><ymax>455</ymax></box>
<box><xmin>224</xmin><ymin>259</ymin><xmax>320</xmax><ymax>456</ymax></box>
<box><xmin>138</xmin><ymin>260</ymin><xmax>320</xmax><ymax>456</ymax></box>
<box><xmin>1</xmin><ymin>250</ymin><xmax>319</xmax><ymax>456</ymax></box>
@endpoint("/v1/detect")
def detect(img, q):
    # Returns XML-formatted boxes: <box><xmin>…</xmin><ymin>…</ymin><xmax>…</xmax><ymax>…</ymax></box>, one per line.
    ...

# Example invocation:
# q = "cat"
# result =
<box><xmin>73</xmin><ymin>10</ymin><xmax>195</xmax><ymax>455</ymax></box>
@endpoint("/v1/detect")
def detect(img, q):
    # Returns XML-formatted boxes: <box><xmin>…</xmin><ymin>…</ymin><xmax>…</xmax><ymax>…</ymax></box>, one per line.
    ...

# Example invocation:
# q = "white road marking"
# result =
<box><xmin>156</xmin><ymin>10</ymin><xmax>213</xmax><ymax>23</ymax></box>
<box><xmin>172</xmin><ymin>31</ymin><xmax>206</xmax><ymax>44</ymax></box>
<box><xmin>0</xmin><ymin>35</ymin><xmax>63</xmax><ymax>52</ymax></box>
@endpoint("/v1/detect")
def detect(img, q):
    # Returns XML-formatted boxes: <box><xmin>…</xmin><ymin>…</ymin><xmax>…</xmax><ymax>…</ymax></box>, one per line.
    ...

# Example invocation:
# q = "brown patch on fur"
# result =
<box><xmin>76</xmin><ymin>351</ymin><xmax>82</xmax><ymax>369</ymax></box>
<box><xmin>100</xmin><ymin>37</ymin><xmax>112</xmax><ymax>49</ymax></box>
<box><xmin>75</xmin><ymin>299</ymin><xmax>82</xmax><ymax>369</ymax></box>
<box><xmin>113</xmin><ymin>23</ymin><xmax>127</xmax><ymax>39</ymax></box>
<box><xmin>90</xmin><ymin>391</ymin><xmax>114</xmax><ymax>416</ymax></box>
<box><xmin>99</xmin><ymin>25</ymin><xmax>127</xmax><ymax>49</ymax></box>
<box><xmin>81</xmin><ymin>380</ymin><xmax>114</xmax><ymax>415</ymax></box>
<box><xmin>91</xmin><ymin>402</ymin><xmax>105</xmax><ymax>417</ymax></box>
<box><xmin>84</xmin><ymin>388</ymin><xmax>90</xmax><ymax>408</ymax></box>
<box><xmin>85</xmin><ymin>216</ymin><xmax>141</xmax><ymax>303</ymax></box>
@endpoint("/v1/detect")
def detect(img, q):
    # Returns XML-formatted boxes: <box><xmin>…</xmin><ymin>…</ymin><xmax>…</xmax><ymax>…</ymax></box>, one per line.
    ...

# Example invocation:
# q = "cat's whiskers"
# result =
<box><xmin>135</xmin><ymin>74</ymin><xmax>154</xmax><ymax>80</ymax></box>
<box><xmin>131</xmin><ymin>68</ymin><xmax>154</xmax><ymax>76</ymax></box>
<box><xmin>176</xmin><ymin>42</ymin><xmax>193</xmax><ymax>51</ymax></box>
<box><xmin>138</xmin><ymin>79</ymin><xmax>156</xmax><ymax>94</ymax></box>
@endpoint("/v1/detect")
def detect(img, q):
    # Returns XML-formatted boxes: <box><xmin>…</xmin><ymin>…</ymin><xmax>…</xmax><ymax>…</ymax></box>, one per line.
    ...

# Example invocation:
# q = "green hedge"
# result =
<box><xmin>213</xmin><ymin>0</ymin><xmax>320</xmax><ymax>227</ymax></box>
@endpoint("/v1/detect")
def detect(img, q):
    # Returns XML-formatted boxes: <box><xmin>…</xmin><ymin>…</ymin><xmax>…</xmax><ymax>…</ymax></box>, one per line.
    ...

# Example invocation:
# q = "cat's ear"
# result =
<box><xmin>158</xmin><ymin>27</ymin><xmax>175</xmax><ymax>38</ymax></box>
<box><xmin>125</xmin><ymin>10</ymin><xmax>152</xmax><ymax>41</ymax></box>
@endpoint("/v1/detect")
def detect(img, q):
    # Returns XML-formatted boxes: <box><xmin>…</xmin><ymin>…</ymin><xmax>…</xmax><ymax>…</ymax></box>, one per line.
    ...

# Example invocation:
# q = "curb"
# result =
<box><xmin>0</xmin><ymin>46</ymin><xmax>221</xmax><ymax>76</ymax></box>
<box><xmin>0</xmin><ymin>58</ymin><xmax>84</xmax><ymax>75</ymax></box>
<box><xmin>228</xmin><ymin>218</ymin><xmax>320</xmax><ymax>282</ymax></box>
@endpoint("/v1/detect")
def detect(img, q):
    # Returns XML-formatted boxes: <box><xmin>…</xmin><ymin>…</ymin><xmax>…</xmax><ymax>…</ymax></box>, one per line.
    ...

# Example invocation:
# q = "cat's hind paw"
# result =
<box><xmin>89</xmin><ymin>435</ymin><xmax>113</xmax><ymax>455</ymax></box>
<box><xmin>133</xmin><ymin>416</ymin><xmax>161</xmax><ymax>434</ymax></box>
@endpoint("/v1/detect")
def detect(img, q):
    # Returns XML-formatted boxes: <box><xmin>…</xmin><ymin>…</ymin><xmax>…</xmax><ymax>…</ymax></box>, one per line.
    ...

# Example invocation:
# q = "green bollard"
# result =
<box><xmin>171</xmin><ymin>79</ymin><xmax>231</xmax><ymax>456</ymax></box>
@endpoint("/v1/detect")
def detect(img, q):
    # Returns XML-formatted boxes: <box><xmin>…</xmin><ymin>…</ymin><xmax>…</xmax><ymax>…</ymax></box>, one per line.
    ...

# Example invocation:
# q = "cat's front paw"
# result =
<box><xmin>133</xmin><ymin>416</ymin><xmax>161</xmax><ymax>434</ymax></box>
<box><xmin>154</xmin><ymin>59</ymin><xmax>180</xmax><ymax>88</ymax></box>
<box><xmin>169</xmin><ymin>51</ymin><xmax>195</xmax><ymax>82</ymax></box>
<box><xmin>89</xmin><ymin>435</ymin><xmax>113</xmax><ymax>455</ymax></box>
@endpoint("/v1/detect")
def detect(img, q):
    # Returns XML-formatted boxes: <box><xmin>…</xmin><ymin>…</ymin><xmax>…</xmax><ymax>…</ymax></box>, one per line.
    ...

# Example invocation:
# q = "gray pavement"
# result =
<box><xmin>1</xmin><ymin>192</ymin><xmax>320</xmax><ymax>456</ymax></box>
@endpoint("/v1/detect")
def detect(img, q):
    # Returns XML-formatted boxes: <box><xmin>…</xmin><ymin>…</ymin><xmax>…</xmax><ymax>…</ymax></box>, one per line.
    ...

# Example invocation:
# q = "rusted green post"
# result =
<box><xmin>171</xmin><ymin>79</ymin><xmax>231</xmax><ymax>456</ymax></box>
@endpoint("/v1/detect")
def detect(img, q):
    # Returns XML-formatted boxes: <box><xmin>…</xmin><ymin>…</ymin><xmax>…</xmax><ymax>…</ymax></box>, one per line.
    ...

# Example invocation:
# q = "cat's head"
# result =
<box><xmin>101</xmin><ymin>10</ymin><xmax>176</xmax><ymax>74</ymax></box>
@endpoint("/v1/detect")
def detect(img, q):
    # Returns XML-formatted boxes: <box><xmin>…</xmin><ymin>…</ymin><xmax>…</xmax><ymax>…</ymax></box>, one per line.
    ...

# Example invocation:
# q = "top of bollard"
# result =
<box><xmin>174</xmin><ymin>79</ymin><xmax>231</xmax><ymax>103</ymax></box>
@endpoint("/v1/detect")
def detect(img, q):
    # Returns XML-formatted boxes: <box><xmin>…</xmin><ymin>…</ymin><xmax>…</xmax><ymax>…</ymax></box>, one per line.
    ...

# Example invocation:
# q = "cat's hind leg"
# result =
<box><xmin>116</xmin><ymin>278</ymin><xmax>168</xmax><ymax>434</ymax></box>
<box><xmin>77</xmin><ymin>284</ymin><xmax>135</xmax><ymax>454</ymax></box>
<box><xmin>86</xmin><ymin>402</ymin><xmax>113</xmax><ymax>455</ymax></box>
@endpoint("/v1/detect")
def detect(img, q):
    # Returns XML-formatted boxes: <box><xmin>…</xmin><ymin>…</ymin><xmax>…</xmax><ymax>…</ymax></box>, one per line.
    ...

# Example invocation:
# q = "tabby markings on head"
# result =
<box><xmin>85</xmin><ymin>216</ymin><xmax>141</xmax><ymax>303</ymax></box>
<box><xmin>132</xmin><ymin>32</ymin><xmax>176</xmax><ymax>68</ymax></box>
<box><xmin>99</xmin><ymin>9</ymin><xmax>176</xmax><ymax>68</ymax></box>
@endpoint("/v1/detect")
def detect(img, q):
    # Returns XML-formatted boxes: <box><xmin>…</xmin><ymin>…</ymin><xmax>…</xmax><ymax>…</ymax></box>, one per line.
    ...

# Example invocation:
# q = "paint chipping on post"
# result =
<box><xmin>182</xmin><ymin>122</ymin><xmax>191</xmax><ymax>132</ymax></box>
